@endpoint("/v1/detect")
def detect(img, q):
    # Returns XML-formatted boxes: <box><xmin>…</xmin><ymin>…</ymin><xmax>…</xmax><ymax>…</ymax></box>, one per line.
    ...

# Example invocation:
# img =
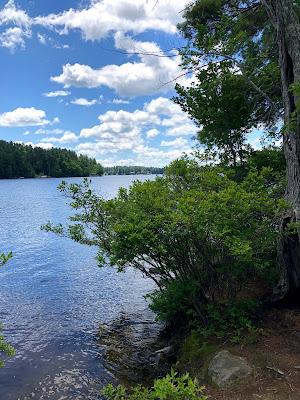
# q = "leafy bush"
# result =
<box><xmin>0</xmin><ymin>324</ymin><xmax>15</xmax><ymax>368</ymax></box>
<box><xmin>147</xmin><ymin>280</ymin><xmax>198</xmax><ymax>324</ymax></box>
<box><xmin>43</xmin><ymin>159</ymin><xmax>282</xmax><ymax>326</ymax></box>
<box><xmin>0</xmin><ymin>251</ymin><xmax>12</xmax><ymax>267</ymax></box>
<box><xmin>101</xmin><ymin>370</ymin><xmax>208</xmax><ymax>400</ymax></box>
<box><xmin>0</xmin><ymin>250</ymin><xmax>15</xmax><ymax>367</ymax></box>
<box><xmin>201</xmin><ymin>300</ymin><xmax>261</xmax><ymax>342</ymax></box>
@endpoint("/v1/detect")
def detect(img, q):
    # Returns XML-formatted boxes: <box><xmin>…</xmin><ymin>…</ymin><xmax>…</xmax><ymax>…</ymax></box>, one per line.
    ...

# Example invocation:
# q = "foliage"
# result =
<box><xmin>0</xmin><ymin>325</ymin><xmax>15</xmax><ymax>369</ymax></box>
<box><xmin>175</xmin><ymin>63</ymin><xmax>254</xmax><ymax>166</ymax></box>
<box><xmin>101</xmin><ymin>370</ymin><xmax>208</xmax><ymax>400</ymax></box>
<box><xmin>247</xmin><ymin>147</ymin><xmax>286</xmax><ymax>174</ymax></box>
<box><xmin>175</xmin><ymin>0</ymin><xmax>282</xmax><ymax>165</ymax></box>
<box><xmin>201</xmin><ymin>300</ymin><xmax>261</xmax><ymax>343</ymax></box>
<box><xmin>104</xmin><ymin>166</ymin><xmax>164</xmax><ymax>176</ymax></box>
<box><xmin>0</xmin><ymin>251</ymin><xmax>15</xmax><ymax>367</ymax></box>
<box><xmin>0</xmin><ymin>140</ymin><xmax>103</xmax><ymax>179</ymax></box>
<box><xmin>0</xmin><ymin>251</ymin><xmax>12</xmax><ymax>267</ymax></box>
<box><xmin>177</xmin><ymin>331</ymin><xmax>217</xmax><ymax>374</ymax></box>
<box><xmin>44</xmin><ymin>157</ymin><xmax>283</xmax><ymax>325</ymax></box>
<box><xmin>147</xmin><ymin>280</ymin><xmax>198</xmax><ymax>325</ymax></box>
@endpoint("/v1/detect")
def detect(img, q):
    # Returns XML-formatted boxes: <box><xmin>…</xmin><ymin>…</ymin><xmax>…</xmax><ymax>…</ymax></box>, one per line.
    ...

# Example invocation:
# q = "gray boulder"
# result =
<box><xmin>208</xmin><ymin>350</ymin><xmax>252</xmax><ymax>387</ymax></box>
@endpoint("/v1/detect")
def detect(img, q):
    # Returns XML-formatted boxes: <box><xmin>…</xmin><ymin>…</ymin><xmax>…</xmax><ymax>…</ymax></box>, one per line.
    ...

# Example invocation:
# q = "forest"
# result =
<box><xmin>104</xmin><ymin>165</ymin><xmax>164</xmax><ymax>175</ymax></box>
<box><xmin>0</xmin><ymin>140</ymin><xmax>104</xmax><ymax>178</ymax></box>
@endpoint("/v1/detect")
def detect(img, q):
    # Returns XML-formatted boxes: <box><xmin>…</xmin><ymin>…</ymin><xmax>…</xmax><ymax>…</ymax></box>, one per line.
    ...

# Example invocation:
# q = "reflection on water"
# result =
<box><xmin>0</xmin><ymin>176</ymin><xmax>158</xmax><ymax>399</ymax></box>
<box><xmin>97</xmin><ymin>313</ymin><xmax>164</xmax><ymax>387</ymax></box>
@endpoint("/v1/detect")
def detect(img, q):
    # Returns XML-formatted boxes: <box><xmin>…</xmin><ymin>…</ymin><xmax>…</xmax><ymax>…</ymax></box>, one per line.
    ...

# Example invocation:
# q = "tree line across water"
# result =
<box><xmin>104</xmin><ymin>165</ymin><xmax>164</xmax><ymax>175</ymax></box>
<box><xmin>0</xmin><ymin>140</ymin><xmax>104</xmax><ymax>179</ymax></box>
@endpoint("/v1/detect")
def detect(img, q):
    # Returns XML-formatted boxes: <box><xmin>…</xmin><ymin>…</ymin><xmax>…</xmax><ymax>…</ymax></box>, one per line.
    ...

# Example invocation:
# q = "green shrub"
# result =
<box><xmin>201</xmin><ymin>300</ymin><xmax>261</xmax><ymax>342</ymax></box>
<box><xmin>101</xmin><ymin>370</ymin><xmax>208</xmax><ymax>400</ymax></box>
<box><xmin>147</xmin><ymin>280</ymin><xmax>198</xmax><ymax>324</ymax></box>
<box><xmin>177</xmin><ymin>331</ymin><xmax>217</xmax><ymax>375</ymax></box>
<box><xmin>0</xmin><ymin>251</ymin><xmax>12</xmax><ymax>267</ymax></box>
<box><xmin>44</xmin><ymin>159</ymin><xmax>282</xmax><ymax>327</ymax></box>
<box><xmin>0</xmin><ymin>324</ymin><xmax>15</xmax><ymax>368</ymax></box>
<box><xmin>0</xmin><ymin>251</ymin><xmax>15</xmax><ymax>367</ymax></box>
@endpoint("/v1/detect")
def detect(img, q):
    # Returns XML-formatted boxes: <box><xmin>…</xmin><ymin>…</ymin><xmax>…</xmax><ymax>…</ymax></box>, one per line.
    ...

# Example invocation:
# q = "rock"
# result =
<box><xmin>154</xmin><ymin>345</ymin><xmax>174</xmax><ymax>366</ymax></box>
<box><xmin>155</xmin><ymin>345</ymin><xmax>174</xmax><ymax>355</ymax></box>
<box><xmin>208</xmin><ymin>350</ymin><xmax>252</xmax><ymax>387</ymax></box>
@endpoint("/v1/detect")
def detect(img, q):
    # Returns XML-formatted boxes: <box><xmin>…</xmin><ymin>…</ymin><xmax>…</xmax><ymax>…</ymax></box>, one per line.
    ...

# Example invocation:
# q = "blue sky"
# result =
<box><xmin>0</xmin><ymin>0</ymin><xmax>200</xmax><ymax>167</ymax></box>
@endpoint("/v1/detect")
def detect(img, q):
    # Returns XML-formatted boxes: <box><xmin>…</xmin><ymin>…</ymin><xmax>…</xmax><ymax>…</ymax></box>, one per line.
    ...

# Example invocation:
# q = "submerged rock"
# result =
<box><xmin>208</xmin><ymin>350</ymin><xmax>252</xmax><ymax>387</ymax></box>
<box><xmin>154</xmin><ymin>345</ymin><xmax>174</xmax><ymax>366</ymax></box>
<box><xmin>97</xmin><ymin>313</ymin><xmax>167</xmax><ymax>386</ymax></box>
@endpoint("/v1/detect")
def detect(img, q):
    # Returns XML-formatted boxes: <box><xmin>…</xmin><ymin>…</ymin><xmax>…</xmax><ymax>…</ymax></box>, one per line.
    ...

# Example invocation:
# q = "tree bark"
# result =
<box><xmin>261</xmin><ymin>0</ymin><xmax>300</xmax><ymax>298</ymax></box>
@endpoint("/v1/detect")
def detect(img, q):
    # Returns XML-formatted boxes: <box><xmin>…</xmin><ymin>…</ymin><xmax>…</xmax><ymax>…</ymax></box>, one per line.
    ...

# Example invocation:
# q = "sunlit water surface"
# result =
<box><xmin>0</xmin><ymin>176</ymin><xmax>157</xmax><ymax>400</ymax></box>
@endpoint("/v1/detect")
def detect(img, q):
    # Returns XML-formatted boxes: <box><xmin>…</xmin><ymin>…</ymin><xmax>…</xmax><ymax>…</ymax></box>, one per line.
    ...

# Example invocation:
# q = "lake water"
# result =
<box><xmin>0</xmin><ymin>176</ymin><xmax>157</xmax><ymax>400</ymax></box>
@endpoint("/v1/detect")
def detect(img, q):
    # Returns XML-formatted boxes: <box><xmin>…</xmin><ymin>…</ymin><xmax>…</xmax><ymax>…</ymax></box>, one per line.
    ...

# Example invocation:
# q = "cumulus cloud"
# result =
<box><xmin>75</xmin><ymin>97</ymin><xmax>195</xmax><ymax>163</ymax></box>
<box><xmin>37</xmin><ymin>32</ymin><xmax>47</xmax><ymax>45</ymax></box>
<box><xmin>0</xmin><ymin>107</ymin><xmax>56</xmax><ymax>127</ymax></box>
<box><xmin>34</xmin><ymin>0</ymin><xmax>189</xmax><ymax>41</ymax></box>
<box><xmin>16</xmin><ymin>140</ymin><xmax>54</xmax><ymax>150</ymax></box>
<box><xmin>161</xmin><ymin>137</ymin><xmax>189</xmax><ymax>148</ymax></box>
<box><xmin>51</xmin><ymin>33</ymin><xmax>191</xmax><ymax>97</ymax></box>
<box><xmin>147</xmin><ymin>128</ymin><xmax>159</xmax><ymax>138</ymax></box>
<box><xmin>43</xmin><ymin>90</ymin><xmax>71</xmax><ymax>98</ymax></box>
<box><xmin>0</xmin><ymin>0</ymin><xmax>31</xmax><ymax>50</ymax></box>
<box><xmin>0</xmin><ymin>26</ymin><xmax>30</xmax><ymax>50</ymax></box>
<box><xmin>40</xmin><ymin>131</ymin><xmax>78</xmax><ymax>143</ymax></box>
<box><xmin>111</xmin><ymin>98</ymin><xmax>130</xmax><ymax>105</ymax></box>
<box><xmin>0</xmin><ymin>0</ymin><xmax>190</xmax><ymax>51</ymax></box>
<box><xmin>80</xmin><ymin>97</ymin><xmax>195</xmax><ymax>139</ymax></box>
<box><xmin>34</xmin><ymin>128</ymin><xmax>65</xmax><ymax>135</ymax></box>
<box><xmin>0</xmin><ymin>0</ymin><xmax>30</xmax><ymax>26</ymax></box>
<box><xmin>36</xmin><ymin>142</ymin><xmax>54</xmax><ymax>150</ymax></box>
<box><xmin>70</xmin><ymin>98</ymin><xmax>98</xmax><ymax>106</ymax></box>
<box><xmin>133</xmin><ymin>144</ymin><xmax>192</xmax><ymax>166</ymax></box>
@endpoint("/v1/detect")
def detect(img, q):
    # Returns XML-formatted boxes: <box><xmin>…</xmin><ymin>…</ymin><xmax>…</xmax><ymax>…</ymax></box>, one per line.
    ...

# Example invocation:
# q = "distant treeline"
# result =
<box><xmin>0</xmin><ymin>140</ymin><xmax>104</xmax><ymax>179</ymax></box>
<box><xmin>104</xmin><ymin>166</ymin><xmax>164</xmax><ymax>175</ymax></box>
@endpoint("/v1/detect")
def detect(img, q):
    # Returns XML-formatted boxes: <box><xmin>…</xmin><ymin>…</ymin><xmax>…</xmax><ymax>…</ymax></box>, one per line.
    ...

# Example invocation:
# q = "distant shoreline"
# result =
<box><xmin>0</xmin><ymin>173</ymin><xmax>163</xmax><ymax>180</ymax></box>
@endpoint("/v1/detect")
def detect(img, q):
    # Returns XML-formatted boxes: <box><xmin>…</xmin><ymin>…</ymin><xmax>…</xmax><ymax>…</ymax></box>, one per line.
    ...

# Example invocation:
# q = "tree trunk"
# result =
<box><xmin>262</xmin><ymin>0</ymin><xmax>300</xmax><ymax>298</ymax></box>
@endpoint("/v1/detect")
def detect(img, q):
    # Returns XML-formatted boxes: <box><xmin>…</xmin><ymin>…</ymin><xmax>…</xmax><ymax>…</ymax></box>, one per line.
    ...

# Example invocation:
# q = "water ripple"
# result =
<box><xmin>0</xmin><ymin>176</ymin><xmax>157</xmax><ymax>399</ymax></box>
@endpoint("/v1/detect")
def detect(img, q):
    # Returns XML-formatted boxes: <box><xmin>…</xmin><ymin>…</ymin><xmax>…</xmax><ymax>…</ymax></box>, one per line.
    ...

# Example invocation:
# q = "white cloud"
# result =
<box><xmin>75</xmin><ymin>97</ymin><xmax>195</xmax><ymax>163</ymax></box>
<box><xmin>80</xmin><ymin>97</ymin><xmax>195</xmax><ymax>140</ymax></box>
<box><xmin>0</xmin><ymin>26</ymin><xmax>30</xmax><ymax>50</ymax></box>
<box><xmin>165</xmin><ymin>124</ymin><xmax>197</xmax><ymax>137</ymax></box>
<box><xmin>51</xmin><ymin>33</ymin><xmax>191</xmax><ymax>97</ymax></box>
<box><xmin>43</xmin><ymin>90</ymin><xmax>71</xmax><ymax>97</ymax></box>
<box><xmin>41</xmin><ymin>131</ymin><xmax>78</xmax><ymax>143</ymax></box>
<box><xmin>111</xmin><ymin>98</ymin><xmax>130</xmax><ymax>105</ymax></box>
<box><xmin>0</xmin><ymin>0</ymin><xmax>190</xmax><ymax>51</ymax></box>
<box><xmin>161</xmin><ymin>137</ymin><xmax>189</xmax><ymax>148</ymax></box>
<box><xmin>71</xmin><ymin>98</ymin><xmax>98</xmax><ymax>106</ymax></box>
<box><xmin>34</xmin><ymin>128</ymin><xmax>65</xmax><ymax>135</ymax></box>
<box><xmin>0</xmin><ymin>107</ymin><xmax>54</xmax><ymax>127</ymax></box>
<box><xmin>37</xmin><ymin>32</ymin><xmax>47</xmax><ymax>45</ymax></box>
<box><xmin>0</xmin><ymin>0</ymin><xmax>29</xmax><ymax>26</ymax></box>
<box><xmin>34</xmin><ymin>0</ymin><xmax>189</xmax><ymax>41</ymax></box>
<box><xmin>37</xmin><ymin>32</ymin><xmax>69</xmax><ymax>49</ymax></box>
<box><xmin>146</xmin><ymin>97</ymin><xmax>197</xmax><ymax>137</ymax></box>
<box><xmin>0</xmin><ymin>1</ymin><xmax>31</xmax><ymax>50</ymax></box>
<box><xmin>147</xmin><ymin>128</ymin><xmax>159</xmax><ymax>138</ymax></box>
<box><xmin>50</xmin><ymin>117</ymin><xmax>60</xmax><ymax>125</ymax></box>
<box><xmin>16</xmin><ymin>140</ymin><xmax>54</xmax><ymax>150</ymax></box>
<box><xmin>36</xmin><ymin>142</ymin><xmax>54</xmax><ymax>150</ymax></box>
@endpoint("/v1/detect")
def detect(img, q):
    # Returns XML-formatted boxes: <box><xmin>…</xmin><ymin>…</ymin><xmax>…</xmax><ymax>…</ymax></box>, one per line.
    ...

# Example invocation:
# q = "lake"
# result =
<box><xmin>0</xmin><ymin>176</ymin><xmax>157</xmax><ymax>400</ymax></box>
